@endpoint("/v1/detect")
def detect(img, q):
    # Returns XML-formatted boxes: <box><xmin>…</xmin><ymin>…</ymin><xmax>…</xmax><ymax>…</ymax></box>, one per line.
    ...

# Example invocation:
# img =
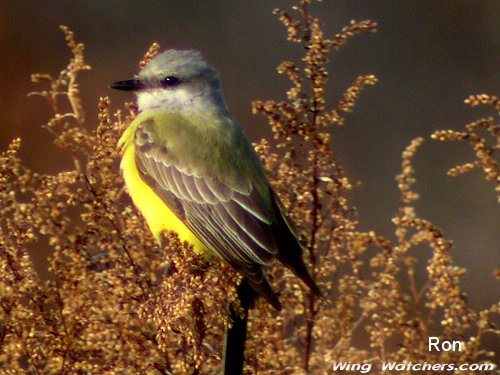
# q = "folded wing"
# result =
<box><xmin>133</xmin><ymin>119</ymin><xmax>282</xmax><ymax>308</ymax></box>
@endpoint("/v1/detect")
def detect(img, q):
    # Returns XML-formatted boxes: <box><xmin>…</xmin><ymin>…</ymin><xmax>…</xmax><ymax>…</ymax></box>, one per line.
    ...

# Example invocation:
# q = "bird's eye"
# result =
<box><xmin>160</xmin><ymin>76</ymin><xmax>181</xmax><ymax>88</ymax></box>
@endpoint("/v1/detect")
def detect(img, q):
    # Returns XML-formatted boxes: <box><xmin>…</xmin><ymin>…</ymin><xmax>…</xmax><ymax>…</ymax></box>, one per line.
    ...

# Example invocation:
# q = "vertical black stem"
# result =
<box><xmin>222</xmin><ymin>279</ymin><xmax>256</xmax><ymax>375</ymax></box>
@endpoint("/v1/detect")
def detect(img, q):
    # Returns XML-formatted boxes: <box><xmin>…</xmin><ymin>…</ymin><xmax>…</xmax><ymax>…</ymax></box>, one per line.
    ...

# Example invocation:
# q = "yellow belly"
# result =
<box><xmin>120</xmin><ymin>142</ymin><xmax>206</xmax><ymax>252</ymax></box>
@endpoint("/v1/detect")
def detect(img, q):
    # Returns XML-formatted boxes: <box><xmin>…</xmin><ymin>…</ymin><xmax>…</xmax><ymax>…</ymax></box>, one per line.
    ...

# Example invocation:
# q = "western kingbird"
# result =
<box><xmin>112</xmin><ymin>49</ymin><xmax>321</xmax><ymax>372</ymax></box>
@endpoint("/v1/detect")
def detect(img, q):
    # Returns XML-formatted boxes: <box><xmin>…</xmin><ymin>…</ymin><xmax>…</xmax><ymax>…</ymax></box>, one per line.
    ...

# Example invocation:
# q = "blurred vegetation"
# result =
<box><xmin>0</xmin><ymin>1</ymin><xmax>498</xmax><ymax>374</ymax></box>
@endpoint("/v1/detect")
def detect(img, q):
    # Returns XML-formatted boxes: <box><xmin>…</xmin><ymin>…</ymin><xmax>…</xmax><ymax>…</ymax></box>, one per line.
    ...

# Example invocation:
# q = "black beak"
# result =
<box><xmin>110</xmin><ymin>79</ymin><xmax>145</xmax><ymax>91</ymax></box>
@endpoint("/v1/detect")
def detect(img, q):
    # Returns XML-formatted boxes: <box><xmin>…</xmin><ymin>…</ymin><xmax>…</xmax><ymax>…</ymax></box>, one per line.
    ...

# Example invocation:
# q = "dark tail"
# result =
<box><xmin>271</xmin><ymin>191</ymin><xmax>322</xmax><ymax>298</ymax></box>
<box><xmin>276</xmin><ymin>247</ymin><xmax>322</xmax><ymax>298</ymax></box>
<box><xmin>222</xmin><ymin>279</ymin><xmax>256</xmax><ymax>375</ymax></box>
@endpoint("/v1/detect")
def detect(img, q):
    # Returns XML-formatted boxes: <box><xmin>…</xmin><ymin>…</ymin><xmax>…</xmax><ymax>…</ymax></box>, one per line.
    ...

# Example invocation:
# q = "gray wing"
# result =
<box><xmin>133</xmin><ymin>123</ymin><xmax>282</xmax><ymax>306</ymax></box>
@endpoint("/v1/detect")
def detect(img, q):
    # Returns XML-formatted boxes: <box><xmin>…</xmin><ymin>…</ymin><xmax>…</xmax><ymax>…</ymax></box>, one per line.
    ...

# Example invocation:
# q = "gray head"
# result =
<box><xmin>111</xmin><ymin>49</ymin><xmax>225</xmax><ymax>112</ymax></box>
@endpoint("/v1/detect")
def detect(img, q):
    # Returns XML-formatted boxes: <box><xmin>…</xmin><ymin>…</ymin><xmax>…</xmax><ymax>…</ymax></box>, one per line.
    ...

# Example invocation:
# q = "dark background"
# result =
<box><xmin>1</xmin><ymin>1</ymin><xmax>498</xmax><ymax>311</ymax></box>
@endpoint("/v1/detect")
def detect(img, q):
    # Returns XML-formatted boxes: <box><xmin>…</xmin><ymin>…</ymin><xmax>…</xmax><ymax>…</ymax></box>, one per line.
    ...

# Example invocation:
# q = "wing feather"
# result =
<box><xmin>180</xmin><ymin>173</ymin><xmax>205</xmax><ymax>203</ymax></box>
<box><xmin>211</xmin><ymin>204</ymin><xmax>273</xmax><ymax>264</ymax></box>
<box><xmin>206</xmin><ymin>178</ymin><xmax>233</xmax><ymax>201</ymax></box>
<box><xmin>193</xmin><ymin>176</ymin><xmax>219</xmax><ymax>204</ymax></box>
<box><xmin>223</xmin><ymin>200</ymin><xmax>275</xmax><ymax>254</ymax></box>
<box><xmin>233</xmin><ymin>193</ymin><xmax>272</xmax><ymax>224</ymax></box>
<box><xmin>170</xmin><ymin>167</ymin><xmax>193</xmax><ymax>201</ymax></box>
<box><xmin>187</xmin><ymin>205</ymin><xmax>247</xmax><ymax>264</ymax></box>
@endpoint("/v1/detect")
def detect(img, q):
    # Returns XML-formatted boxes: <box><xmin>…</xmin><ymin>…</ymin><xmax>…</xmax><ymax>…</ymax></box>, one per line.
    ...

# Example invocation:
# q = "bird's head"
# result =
<box><xmin>112</xmin><ymin>49</ymin><xmax>225</xmax><ymax>112</ymax></box>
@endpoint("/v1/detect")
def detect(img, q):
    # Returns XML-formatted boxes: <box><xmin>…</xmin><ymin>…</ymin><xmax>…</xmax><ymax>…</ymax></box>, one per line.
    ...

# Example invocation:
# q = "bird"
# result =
<box><xmin>111</xmin><ymin>49</ymin><xmax>321</xmax><ymax>373</ymax></box>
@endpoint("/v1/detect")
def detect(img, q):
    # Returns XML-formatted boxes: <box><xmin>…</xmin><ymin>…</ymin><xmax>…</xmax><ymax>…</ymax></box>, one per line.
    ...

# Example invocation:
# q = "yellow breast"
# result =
<box><xmin>119</xmin><ymin>128</ymin><xmax>206</xmax><ymax>253</ymax></box>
